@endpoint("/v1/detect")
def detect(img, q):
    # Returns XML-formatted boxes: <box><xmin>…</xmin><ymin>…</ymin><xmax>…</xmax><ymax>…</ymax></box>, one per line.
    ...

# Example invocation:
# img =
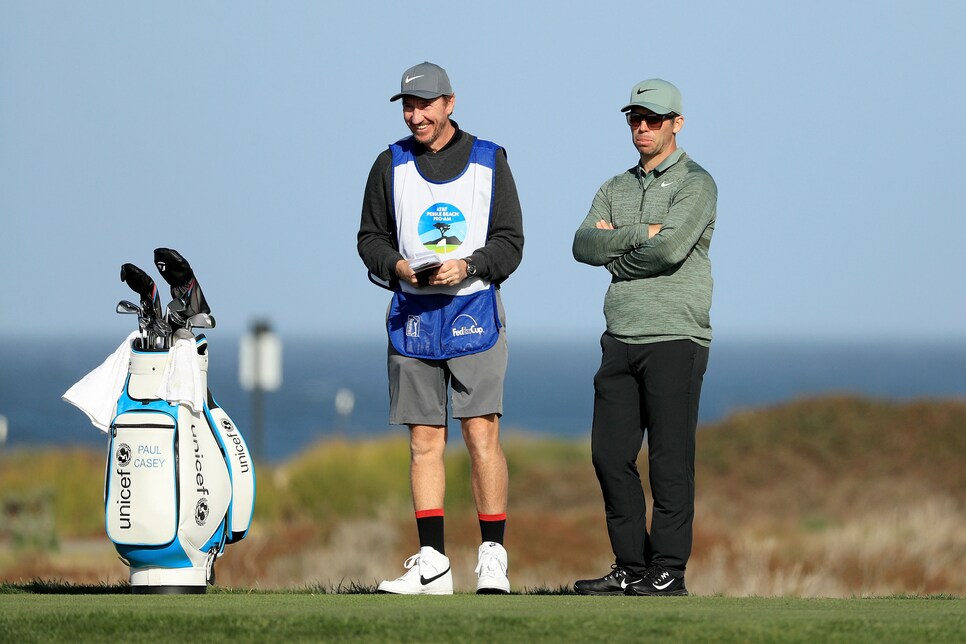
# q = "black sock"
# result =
<box><xmin>415</xmin><ymin>510</ymin><xmax>445</xmax><ymax>554</ymax></box>
<box><xmin>479</xmin><ymin>512</ymin><xmax>506</xmax><ymax>545</ymax></box>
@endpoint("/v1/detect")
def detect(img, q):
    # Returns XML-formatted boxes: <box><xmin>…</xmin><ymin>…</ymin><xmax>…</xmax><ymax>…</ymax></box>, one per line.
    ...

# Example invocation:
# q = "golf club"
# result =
<box><xmin>121</xmin><ymin>263</ymin><xmax>172</xmax><ymax>348</ymax></box>
<box><xmin>116</xmin><ymin>299</ymin><xmax>142</xmax><ymax>316</ymax></box>
<box><xmin>153</xmin><ymin>248</ymin><xmax>211</xmax><ymax>330</ymax></box>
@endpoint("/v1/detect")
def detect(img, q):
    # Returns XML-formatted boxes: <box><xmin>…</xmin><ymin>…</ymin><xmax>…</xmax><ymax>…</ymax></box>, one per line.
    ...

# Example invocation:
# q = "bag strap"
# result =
<box><xmin>368</xmin><ymin>271</ymin><xmax>397</xmax><ymax>292</ymax></box>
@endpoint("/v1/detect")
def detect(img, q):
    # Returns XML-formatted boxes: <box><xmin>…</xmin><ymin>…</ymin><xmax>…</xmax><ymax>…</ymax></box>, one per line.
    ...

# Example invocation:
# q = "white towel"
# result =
<box><xmin>62</xmin><ymin>331</ymin><xmax>139</xmax><ymax>432</ymax></box>
<box><xmin>156</xmin><ymin>337</ymin><xmax>205</xmax><ymax>412</ymax></box>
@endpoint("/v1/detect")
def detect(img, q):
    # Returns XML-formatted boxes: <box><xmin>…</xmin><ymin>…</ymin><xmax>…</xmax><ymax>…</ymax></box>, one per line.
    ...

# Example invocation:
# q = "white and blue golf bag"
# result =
<box><xmin>63</xmin><ymin>248</ymin><xmax>256</xmax><ymax>593</ymax></box>
<box><xmin>105</xmin><ymin>334</ymin><xmax>255</xmax><ymax>594</ymax></box>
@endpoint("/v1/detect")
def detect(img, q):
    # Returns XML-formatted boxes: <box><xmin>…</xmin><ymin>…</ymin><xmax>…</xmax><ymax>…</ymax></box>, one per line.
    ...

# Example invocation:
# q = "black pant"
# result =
<box><xmin>591</xmin><ymin>334</ymin><xmax>709</xmax><ymax>577</ymax></box>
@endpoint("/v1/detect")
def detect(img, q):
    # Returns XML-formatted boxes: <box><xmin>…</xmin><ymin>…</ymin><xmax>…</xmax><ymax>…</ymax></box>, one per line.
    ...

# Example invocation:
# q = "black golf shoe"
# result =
<box><xmin>573</xmin><ymin>565</ymin><xmax>639</xmax><ymax>596</ymax></box>
<box><xmin>623</xmin><ymin>565</ymin><xmax>688</xmax><ymax>596</ymax></box>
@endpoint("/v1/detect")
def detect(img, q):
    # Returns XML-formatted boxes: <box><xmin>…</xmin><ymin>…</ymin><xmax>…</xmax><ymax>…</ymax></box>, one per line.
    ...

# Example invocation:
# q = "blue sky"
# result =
<box><xmin>2</xmin><ymin>0</ymin><xmax>963</xmax><ymax>343</ymax></box>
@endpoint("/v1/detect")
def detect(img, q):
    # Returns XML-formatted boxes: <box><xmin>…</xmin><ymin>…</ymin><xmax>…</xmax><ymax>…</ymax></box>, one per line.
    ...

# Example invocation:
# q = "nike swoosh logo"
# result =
<box><xmin>652</xmin><ymin>578</ymin><xmax>675</xmax><ymax>590</ymax></box>
<box><xmin>661</xmin><ymin>180</ymin><xmax>675</xmax><ymax>187</ymax></box>
<box><xmin>420</xmin><ymin>566</ymin><xmax>451</xmax><ymax>585</ymax></box>
<box><xmin>637</xmin><ymin>88</ymin><xmax>656</xmax><ymax>95</ymax></box>
<box><xmin>405</xmin><ymin>75</ymin><xmax>424</xmax><ymax>83</ymax></box>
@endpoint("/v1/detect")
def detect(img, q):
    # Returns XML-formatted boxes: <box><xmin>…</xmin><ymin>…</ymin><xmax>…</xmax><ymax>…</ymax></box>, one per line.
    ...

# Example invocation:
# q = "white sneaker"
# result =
<box><xmin>377</xmin><ymin>546</ymin><xmax>453</xmax><ymax>595</ymax></box>
<box><xmin>475</xmin><ymin>541</ymin><xmax>510</xmax><ymax>594</ymax></box>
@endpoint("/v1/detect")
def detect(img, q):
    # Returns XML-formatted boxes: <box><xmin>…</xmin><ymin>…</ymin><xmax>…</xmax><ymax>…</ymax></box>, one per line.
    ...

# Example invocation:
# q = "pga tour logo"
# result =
<box><xmin>406</xmin><ymin>315</ymin><xmax>420</xmax><ymax>337</ymax></box>
<box><xmin>452</xmin><ymin>314</ymin><xmax>484</xmax><ymax>337</ymax></box>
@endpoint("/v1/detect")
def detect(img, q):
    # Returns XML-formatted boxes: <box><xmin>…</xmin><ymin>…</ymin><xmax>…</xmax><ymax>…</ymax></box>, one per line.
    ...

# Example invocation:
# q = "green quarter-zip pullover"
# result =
<box><xmin>573</xmin><ymin>149</ymin><xmax>716</xmax><ymax>346</ymax></box>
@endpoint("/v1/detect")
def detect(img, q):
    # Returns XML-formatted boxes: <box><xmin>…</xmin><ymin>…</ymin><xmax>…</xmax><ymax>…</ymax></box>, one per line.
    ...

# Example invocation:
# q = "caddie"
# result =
<box><xmin>357</xmin><ymin>61</ymin><xmax>525</xmax><ymax>594</ymax></box>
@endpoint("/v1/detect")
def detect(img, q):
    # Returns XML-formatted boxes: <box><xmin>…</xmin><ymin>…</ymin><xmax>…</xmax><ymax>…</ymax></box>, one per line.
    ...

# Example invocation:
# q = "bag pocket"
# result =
<box><xmin>388</xmin><ymin>287</ymin><xmax>501</xmax><ymax>360</ymax></box>
<box><xmin>106</xmin><ymin>411</ymin><xmax>178</xmax><ymax>546</ymax></box>
<box><xmin>206</xmin><ymin>403</ymin><xmax>255</xmax><ymax>543</ymax></box>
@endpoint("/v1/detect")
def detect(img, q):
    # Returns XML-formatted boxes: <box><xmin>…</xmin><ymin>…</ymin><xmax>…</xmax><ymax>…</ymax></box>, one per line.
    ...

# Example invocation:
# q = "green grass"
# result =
<box><xmin>1</xmin><ymin>592</ymin><xmax>963</xmax><ymax>643</ymax></box>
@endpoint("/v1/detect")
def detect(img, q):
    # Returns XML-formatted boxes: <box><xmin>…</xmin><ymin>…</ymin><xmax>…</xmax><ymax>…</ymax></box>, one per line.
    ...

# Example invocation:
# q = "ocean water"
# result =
<box><xmin>1</xmin><ymin>336</ymin><xmax>964</xmax><ymax>462</ymax></box>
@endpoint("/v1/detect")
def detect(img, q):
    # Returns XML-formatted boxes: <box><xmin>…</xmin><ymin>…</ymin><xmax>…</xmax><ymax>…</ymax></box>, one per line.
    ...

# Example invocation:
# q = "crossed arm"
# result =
<box><xmin>572</xmin><ymin>178</ymin><xmax>715</xmax><ymax>280</ymax></box>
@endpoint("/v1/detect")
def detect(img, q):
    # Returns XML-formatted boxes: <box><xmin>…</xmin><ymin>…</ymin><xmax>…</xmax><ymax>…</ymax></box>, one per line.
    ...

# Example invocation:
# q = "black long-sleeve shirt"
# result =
<box><xmin>357</xmin><ymin>124</ymin><xmax>524</xmax><ymax>286</ymax></box>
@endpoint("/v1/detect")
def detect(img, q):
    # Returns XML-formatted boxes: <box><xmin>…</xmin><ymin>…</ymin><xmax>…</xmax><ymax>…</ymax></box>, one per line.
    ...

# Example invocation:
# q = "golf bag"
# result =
<box><xmin>105</xmin><ymin>334</ymin><xmax>255</xmax><ymax>593</ymax></box>
<box><xmin>66</xmin><ymin>248</ymin><xmax>255</xmax><ymax>594</ymax></box>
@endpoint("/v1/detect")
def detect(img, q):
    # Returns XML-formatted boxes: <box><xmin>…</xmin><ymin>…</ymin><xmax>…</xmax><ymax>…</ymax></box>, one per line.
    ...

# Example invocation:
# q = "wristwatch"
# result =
<box><xmin>463</xmin><ymin>256</ymin><xmax>478</xmax><ymax>277</ymax></box>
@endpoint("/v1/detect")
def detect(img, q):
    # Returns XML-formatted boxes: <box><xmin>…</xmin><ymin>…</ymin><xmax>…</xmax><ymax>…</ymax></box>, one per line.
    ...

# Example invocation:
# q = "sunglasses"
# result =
<box><xmin>625</xmin><ymin>112</ymin><xmax>672</xmax><ymax>129</ymax></box>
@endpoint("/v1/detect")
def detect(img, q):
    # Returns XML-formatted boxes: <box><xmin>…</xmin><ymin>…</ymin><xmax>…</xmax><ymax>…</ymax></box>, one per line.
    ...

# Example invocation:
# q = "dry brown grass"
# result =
<box><xmin>2</xmin><ymin>396</ymin><xmax>963</xmax><ymax>596</ymax></box>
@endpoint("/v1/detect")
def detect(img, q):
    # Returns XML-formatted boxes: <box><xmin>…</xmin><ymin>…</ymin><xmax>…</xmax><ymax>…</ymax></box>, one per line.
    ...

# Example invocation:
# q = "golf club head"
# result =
<box><xmin>116</xmin><ymin>300</ymin><xmax>142</xmax><ymax>316</ymax></box>
<box><xmin>120</xmin><ymin>263</ymin><xmax>164</xmax><ymax>322</ymax></box>
<box><xmin>153</xmin><ymin>248</ymin><xmax>211</xmax><ymax>322</ymax></box>
<box><xmin>150</xmin><ymin>318</ymin><xmax>173</xmax><ymax>338</ymax></box>
<box><xmin>187</xmin><ymin>313</ymin><xmax>216</xmax><ymax>329</ymax></box>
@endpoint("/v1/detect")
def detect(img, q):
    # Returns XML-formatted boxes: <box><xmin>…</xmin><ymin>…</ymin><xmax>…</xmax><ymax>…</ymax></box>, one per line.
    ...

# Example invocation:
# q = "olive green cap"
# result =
<box><xmin>621</xmin><ymin>78</ymin><xmax>682</xmax><ymax>115</ymax></box>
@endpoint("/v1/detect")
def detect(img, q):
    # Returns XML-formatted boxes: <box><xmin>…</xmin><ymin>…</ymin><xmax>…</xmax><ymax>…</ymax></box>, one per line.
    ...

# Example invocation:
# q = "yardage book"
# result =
<box><xmin>408</xmin><ymin>254</ymin><xmax>442</xmax><ymax>273</ymax></box>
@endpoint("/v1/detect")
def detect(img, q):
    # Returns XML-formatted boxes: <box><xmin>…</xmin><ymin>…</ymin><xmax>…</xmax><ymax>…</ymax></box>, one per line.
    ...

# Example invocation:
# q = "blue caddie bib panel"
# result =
<box><xmin>387</xmin><ymin>137</ymin><xmax>502</xmax><ymax>359</ymax></box>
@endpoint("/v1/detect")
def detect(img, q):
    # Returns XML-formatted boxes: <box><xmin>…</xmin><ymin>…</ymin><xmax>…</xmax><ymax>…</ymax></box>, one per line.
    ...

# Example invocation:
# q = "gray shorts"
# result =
<box><xmin>388</xmin><ymin>293</ymin><xmax>507</xmax><ymax>426</ymax></box>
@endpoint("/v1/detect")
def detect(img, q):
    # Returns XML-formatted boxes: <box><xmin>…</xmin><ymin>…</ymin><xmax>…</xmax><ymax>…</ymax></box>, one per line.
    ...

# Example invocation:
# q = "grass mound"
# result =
<box><xmin>2</xmin><ymin>395</ymin><xmax>964</xmax><ymax>597</ymax></box>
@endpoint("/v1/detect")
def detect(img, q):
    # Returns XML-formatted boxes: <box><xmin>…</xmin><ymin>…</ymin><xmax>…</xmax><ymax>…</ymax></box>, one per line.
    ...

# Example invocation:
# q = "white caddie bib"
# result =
<box><xmin>387</xmin><ymin>137</ymin><xmax>503</xmax><ymax>359</ymax></box>
<box><xmin>391</xmin><ymin>137</ymin><xmax>498</xmax><ymax>296</ymax></box>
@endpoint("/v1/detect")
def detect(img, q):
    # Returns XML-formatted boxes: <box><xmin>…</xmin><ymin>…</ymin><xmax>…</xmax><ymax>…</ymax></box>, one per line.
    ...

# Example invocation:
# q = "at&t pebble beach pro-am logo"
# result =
<box><xmin>419</xmin><ymin>203</ymin><xmax>466</xmax><ymax>254</ymax></box>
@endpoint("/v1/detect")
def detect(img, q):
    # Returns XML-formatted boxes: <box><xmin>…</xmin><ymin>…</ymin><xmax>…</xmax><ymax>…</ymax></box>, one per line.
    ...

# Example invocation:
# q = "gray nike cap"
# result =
<box><xmin>621</xmin><ymin>78</ymin><xmax>682</xmax><ymax>115</ymax></box>
<box><xmin>390</xmin><ymin>61</ymin><xmax>453</xmax><ymax>102</ymax></box>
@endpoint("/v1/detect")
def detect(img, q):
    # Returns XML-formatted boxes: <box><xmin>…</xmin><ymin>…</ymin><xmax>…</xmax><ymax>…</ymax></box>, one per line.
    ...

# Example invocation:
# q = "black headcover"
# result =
<box><xmin>120</xmin><ymin>263</ymin><xmax>164</xmax><ymax>322</ymax></box>
<box><xmin>153</xmin><ymin>248</ymin><xmax>211</xmax><ymax>321</ymax></box>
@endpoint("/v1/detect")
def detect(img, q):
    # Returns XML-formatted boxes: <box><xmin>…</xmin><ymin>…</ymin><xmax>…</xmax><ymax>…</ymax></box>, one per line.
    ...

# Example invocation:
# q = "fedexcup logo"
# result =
<box><xmin>451</xmin><ymin>314</ymin><xmax>484</xmax><ymax>337</ymax></box>
<box><xmin>195</xmin><ymin>498</ymin><xmax>210</xmax><ymax>526</ymax></box>
<box><xmin>115</xmin><ymin>443</ymin><xmax>132</xmax><ymax>466</ymax></box>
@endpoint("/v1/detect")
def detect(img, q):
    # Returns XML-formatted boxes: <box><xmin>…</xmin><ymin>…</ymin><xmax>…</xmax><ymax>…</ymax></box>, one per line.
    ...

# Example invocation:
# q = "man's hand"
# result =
<box><xmin>428</xmin><ymin>259</ymin><xmax>467</xmax><ymax>287</ymax></box>
<box><xmin>395</xmin><ymin>259</ymin><xmax>420</xmax><ymax>287</ymax></box>
<box><xmin>595</xmin><ymin>219</ymin><xmax>615</xmax><ymax>230</ymax></box>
